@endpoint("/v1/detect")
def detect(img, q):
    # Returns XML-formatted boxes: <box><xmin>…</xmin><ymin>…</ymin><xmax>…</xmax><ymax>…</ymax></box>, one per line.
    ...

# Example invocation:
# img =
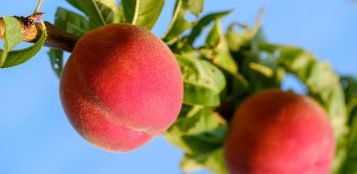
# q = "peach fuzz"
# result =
<box><xmin>60</xmin><ymin>24</ymin><xmax>183</xmax><ymax>152</ymax></box>
<box><xmin>224</xmin><ymin>89</ymin><xmax>335</xmax><ymax>174</ymax></box>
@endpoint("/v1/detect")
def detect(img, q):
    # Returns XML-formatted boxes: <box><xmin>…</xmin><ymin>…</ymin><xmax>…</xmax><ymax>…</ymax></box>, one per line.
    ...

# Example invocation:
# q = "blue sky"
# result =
<box><xmin>0</xmin><ymin>0</ymin><xmax>356</xmax><ymax>174</ymax></box>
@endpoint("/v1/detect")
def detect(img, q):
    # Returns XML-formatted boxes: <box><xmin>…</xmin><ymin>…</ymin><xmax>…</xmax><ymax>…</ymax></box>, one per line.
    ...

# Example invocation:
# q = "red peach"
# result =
<box><xmin>60</xmin><ymin>24</ymin><xmax>183</xmax><ymax>152</ymax></box>
<box><xmin>224</xmin><ymin>89</ymin><xmax>335</xmax><ymax>174</ymax></box>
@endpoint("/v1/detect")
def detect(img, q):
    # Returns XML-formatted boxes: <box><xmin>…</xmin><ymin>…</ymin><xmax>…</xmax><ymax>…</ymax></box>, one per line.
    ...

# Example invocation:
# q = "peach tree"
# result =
<box><xmin>0</xmin><ymin>0</ymin><xmax>356</xmax><ymax>173</ymax></box>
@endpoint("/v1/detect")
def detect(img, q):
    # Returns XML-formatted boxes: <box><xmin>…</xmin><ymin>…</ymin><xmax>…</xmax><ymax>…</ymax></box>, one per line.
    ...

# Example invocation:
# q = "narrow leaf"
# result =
<box><xmin>163</xmin><ymin>0</ymin><xmax>204</xmax><ymax>43</ymax></box>
<box><xmin>202</xmin><ymin>20</ymin><xmax>238</xmax><ymax>74</ymax></box>
<box><xmin>187</xmin><ymin>10</ymin><xmax>231</xmax><ymax>45</ymax></box>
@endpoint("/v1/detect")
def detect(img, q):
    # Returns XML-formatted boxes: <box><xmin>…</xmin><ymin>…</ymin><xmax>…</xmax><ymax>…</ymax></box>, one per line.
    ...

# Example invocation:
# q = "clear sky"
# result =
<box><xmin>0</xmin><ymin>0</ymin><xmax>356</xmax><ymax>174</ymax></box>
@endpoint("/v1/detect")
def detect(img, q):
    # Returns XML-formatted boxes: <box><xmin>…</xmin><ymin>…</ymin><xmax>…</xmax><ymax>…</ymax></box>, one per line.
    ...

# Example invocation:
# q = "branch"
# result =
<box><xmin>0</xmin><ymin>17</ymin><xmax>79</xmax><ymax>52</ymax></box>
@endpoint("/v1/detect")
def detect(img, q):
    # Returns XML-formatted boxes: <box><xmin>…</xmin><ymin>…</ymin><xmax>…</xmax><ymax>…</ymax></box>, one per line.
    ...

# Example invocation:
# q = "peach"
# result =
<box><xmin>224</xmin><ymin>89</ymin><xmax>335</xmax><ymax>174</ymax></box>
<box><xmin>60</xmin><ymin>24</ymin><xmax>183</xmax><ymax>152</ymax></box>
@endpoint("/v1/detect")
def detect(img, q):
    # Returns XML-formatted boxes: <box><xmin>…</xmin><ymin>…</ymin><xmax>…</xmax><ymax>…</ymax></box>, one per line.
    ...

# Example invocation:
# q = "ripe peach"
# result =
<box><xmin>224</xmin><ymin>89</ymin><xmax>335</xmax><ymax>174</ymax></box>
<box><xmin>60</xmin><ymin>24</ymin><xmax>183</xmax><ymax>152</ymax></box>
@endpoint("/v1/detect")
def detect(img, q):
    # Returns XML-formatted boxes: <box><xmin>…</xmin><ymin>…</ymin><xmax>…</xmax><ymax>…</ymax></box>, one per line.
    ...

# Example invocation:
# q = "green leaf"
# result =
<box><xmin>180</xmin><ymin>155</ymin><xmax>203</xmax><ymax>173</ymax></box>
<box><xmin>1</xmin><ymin>28</ymin><xmax>47</xmax><ymax>68</ymax></box>
<box><xmin>341</xmin><ymin>76</ymin><xmax>357</xmax><ymax>112</ymax></box>
<box><xmin>163</xmin><ymin>0</ymin><xmax>204</xmax><ymax>43</ymax></box>
<box><xmin>165</xmin><ymin>128</ymin><xmax>224</xmax><ymax>155</ymax></box>
<box><xmin>176</xmin><ymin>54</ymin><xmax>226</xmax><ymax>106</ymax></box>
<box><xmin>201</xmin><ymin>20</ymin><xmax>238</xmax><ymax>74</ymax></box>
<box><xmin>48</xmin><ymin>49</ymin><xmax>64</xmax><ymax>78</ymax></box>
<box><xmin>0</xmin><ymin>17</ymin><xmax>24</xmax><ymax>67</ymax></box>
<box><xmin>54</xmin><ymin>7</ymin><xmax>95</xmax><ymax>36</ymax></box>
<box><xmin>49</xmin><ymin>7</ymin><xmax>91</xmax><ymax>77</ymax></box>
<box><xmin>338</xmin><ymin>76</ymin><xmax>357</xmax><ymax>174</ymax></box>
<box><xmin>165</xmin><ymin>105</ymin><xmax>228</xmax><ymax>174</ymax></box>
<box><xmin>187</xmin><ymin>10</ymin><xmax>231</xmax><ymax>45</ymax></box>
<box><xmin>182</xmin><ymin>148</ymin><xmax>228</xmax><ymax>174</ymax></box>
<box><xmin>66</xmin><ymin>0</ymin><xmax>118</xmax><ymax>26</ymax></box>
<box><xmin>119</xmin><ymin>0</ymin><xmax>165</xmax><ymax>30</ymax></box>
<box><xmin>340</xmin><ymin>114</ymin><xmax>357</xmax><ymax>174</ymax></box>
<box><xmin>226</xmin><ymin>10</ymin><xmax>263</xmax><ymax>52</ymax></box>
<box><xmin>165</xmin><ymin>108</ymin><xmax>227</xmax><ymax>154</ymax></box>
<box><xmin>172</xmin><ymin>106</ymin><xmax>227</xmax><ymax>135</ymax></box>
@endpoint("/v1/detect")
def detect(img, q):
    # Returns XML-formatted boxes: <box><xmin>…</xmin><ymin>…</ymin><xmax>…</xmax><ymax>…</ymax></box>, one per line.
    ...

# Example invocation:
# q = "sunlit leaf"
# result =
<box><xmin>0</xmin><ymin>17</ymin><xmax>24</xmax><ymax>67</ymax></box>
<box><xmin>202</xmin><ymin>20</ymin><xmax>237</xmax><ymax>74</ymax></box>
<box><xmin>1</xmin><ymin>27</ymin><xmax>47</xmax><ymax>68</ymax></box>
<box><xmin>119</xmin><ymin>0</ymin><xmax>164</xmax><ymax>30</ymax></box>
<box><xmin>187</xmin><ymin>10</ymin><xmax>231</xmax><ymax>45</ymax></box>
<box><xmin>66</xmin><ymin>0</ymin><xmax>117</xmax><ymax>26</ymax></box>
<box><xmin>176</xmin><ymin>54</ymin><xmax>226</xmax><ymax>106</ymax></box>
<box><xmin>185</xmin><ymin>148</ymin><xmax>228</xmax><ymax>174</ymax></box>
<box><xmin>163</xmin><ymin>0</ymin><xmax>204</xmax><ymax>43</ymax></box>
<box><xmin>164</xmin><ymin>108</ymin><xmax>227</xmax><ymax>155</ymax></box>
<box><xmin>226</xmin><ymin>9</ymin><xmax>263</xmax><ymax>52</ymax></box>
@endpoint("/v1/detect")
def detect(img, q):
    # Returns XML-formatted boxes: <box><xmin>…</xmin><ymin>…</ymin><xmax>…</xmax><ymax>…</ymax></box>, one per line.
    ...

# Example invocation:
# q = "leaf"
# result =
<box><xmin>277</xmin><ymin>47</ymin><xmax>346</xmax><ymax>136</ymax></box>
<box><xmin>176</xmin><ymin>54</ymin><xmax>226</xmax><ymax>106</ymax></box>
<box><xmin>0</xmin><ymin>17</ymin><xmax>24</xmax><ymax>67</ymax></box>
<box><xmin>340</xmin><ymin>114</ymin><xmax>357</xmax><ymax>174</ymax></box>
<box><xmin>180</xmin><ymin>155</ymin><xmax>203</xmax><ymax>173</ymax></box>
<box><xmin>66</xmin><ymin>0</ymin><xmax>117</xmax><ymax>26</ymax></box>
<box><xmin>165</xmin><ymin>106</ymin><xmax>227</xmax><ymax>154</ymax></box>
<box><xmin>183</xmin><ymin>148</ymin><xmax>229</xmax><ymax>174</ymax></box>
<box><xmin>226</xmin><ymin>9</ymin><xmax>263</xmax><ymax>52</ymax></box>
<box><xmin>172</xmin><ymin>106</ymin><xmax>227</xmax><ymax>135</ymax></box>
<box><xmin>165</xmin><ymin>104</ymin><xmax>229</xmax><ymax>174</ymax></box>
<box><xmin>165</xmin><ymin>128</ymin><xmax>224</xmax><ymax>155</ymax></box>
<box><xmin>181</xmin><ymin>148</ymin><xmax>228</xmax><ymax>174</ymax></box>
<box><xmin>1</xmin><ymin>28</ymin><xmax>47</xmax><ymax>68</ymax></box>
<box><xmin>164</xmin><ymin>108</ymin><xmax>227</xmax><ymax>155</ymax></box>
<box><xmin>49</xmin><ymin>7</ymin><xmax>91</xmax><ymax>77</ymax></box>
<box><xmin>54</xmin><ymin>7</ymin><xmax>95</xmax><ymax>36</ymax></box>
<box><xmin>48</xmin><ymin>49</ymin><xmax>64</xmax><ymax>78</ymax></box>
<box><xmin>163</xmin><ymin>0</ymin><xmax>204</xmax><ymax>43</ymax></box>
<box><xmin>201</xmin><ymin>20</ymin><xmax>238</xmax><ymax>74</ymax></box>
<box><xmin>218</xmin><ymin>68</ymin><xmax>250</xmax><ymax>113</ymax></box>
<box><xmin>187</xmin><ymin>10</ymin><xmax>231</xmax><ymax>45</ymax></box>
<box><xmin>338</xmin><ymin>76</ymin><xmax>357</xmax><ymax>174</ymax></box>
<box><xmin>119</xmin><ymin>0</ymin><xmax>165</xmax><ymax>30</ymax></box>
<box><xmin>341</xmin><ymin>76</ymin><xmax>357</xmax><ymax>110</ymax></box>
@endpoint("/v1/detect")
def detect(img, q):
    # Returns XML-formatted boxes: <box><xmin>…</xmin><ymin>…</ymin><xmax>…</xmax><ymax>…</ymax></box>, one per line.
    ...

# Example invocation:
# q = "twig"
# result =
<box><xmin>33</xmin><ymin>0</ymin><xmax>43</xmax><ymax>14</ymax></box>
<box><xmin>0</xmin><ymin>17</ymin><xmax>79</xmax><ymax>52</ymax></box>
